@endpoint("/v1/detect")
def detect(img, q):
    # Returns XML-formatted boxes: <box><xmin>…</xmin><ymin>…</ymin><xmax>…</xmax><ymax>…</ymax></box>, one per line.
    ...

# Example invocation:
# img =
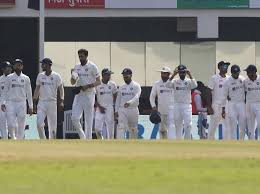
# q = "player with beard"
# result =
<box><xmin>1</xmin><ymin>59</ymin><xmax>33</xmax><ymax>139</ymax></box>
<box><xmin>150</xmin><ymin>67</ymin><xmax>174</xmax><ymax>139</ymax></box>
<box><xmin>166</xmin><ymin>65</ymin><xmax>197</xmax><ymax>139</ymax></box>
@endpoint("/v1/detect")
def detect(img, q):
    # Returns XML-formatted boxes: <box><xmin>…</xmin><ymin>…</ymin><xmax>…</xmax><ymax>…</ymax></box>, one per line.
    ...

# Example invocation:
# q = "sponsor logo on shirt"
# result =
<box><xmin>78</xmin><ymin>73</ymin><xmax>88</xmax><ymax>77</ymax></box>
<box><xmin>160</xmin><ymin>90</ymin><xmax>172</xmax><ymax>94</ymax></box>
<box><xmin>41</xmin><ymin>82</ymin><xmax>54</xmax><ymax>86</ymax></box>
<box><xmin>21</xmin><ymin>79</ymin><xmax>24</xmax><ymax>83</ymax></box>
<box><xmin>11</xmin><ymin>84</ymin><xmax>24</xmax><ymax>88</ymax></box>
<box><xmin>122</xmin><ymin>92</ymin><xmax>134</xmax><ymax>96</ymax></box>
<box><xmin>248</xmin><ymin>87</ymin><xmax>260</xmax><ymax>91</ymax></box>
<box><xmin>100</xmin><ymin>91</ymin><xmax>112</xmax><ymax>95</ymax></box>
<box><xmin>232</xmin><ymin>86</ymin><xmax>244</xmax><ymax>91</ymax></box>
<box><xmin>176</xmin><ymin>86</ymin><xmax>189</xmax><ymax>90</ymax></box>
<box><xmin>219</xmin><ymin>84</ymin><xmax>223</xmax><ymax>88</ymax></box>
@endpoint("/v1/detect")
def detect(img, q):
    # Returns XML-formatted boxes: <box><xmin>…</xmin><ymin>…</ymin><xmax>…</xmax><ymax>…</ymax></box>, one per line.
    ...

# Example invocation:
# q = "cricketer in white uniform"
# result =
<box><xmin>0</xmin><ymin>61</ymin><xmax>12</xmax><ymax>139</ymax></box>
<box><xmin>1</xmin><ymin>59</ymin><xmax>33</xmax><ymax>139</ymax></box>
<box><xmin>71</xmin><ymin>49</ymin><xmax>101</xmax><ymax>139</ymax></box>
<box><xmin>208</xmin><ymin>61</ymin><xmax>230</xmax><ymax>140</ymax></box>
<box><xmin>166</xmin><ymin>65</ymin><xmax>197</xmax><ymax>140</ymax></box>
<box><xmin>33</xmin><ymin>58</ymin><xmax>64</xmax><ymax>139</ymax></box>
<box><xmin>244</xmin><ymin>64</ymin><xmax>260</xmax><ymax>140</ymax></box>
<box><xmin>150</xmin><ymin>66</ymin><xmax>174</xmax><ymax>139</ymax></box>
<box><xmin>95</xmin><ymin>68</ymin><xmax>117</xmax><ymax>139</ymax></box>
<box><xmin>222</xmin><ymin>65</ymin><xmax>246</xmax><ymax>140</ymax></box>
<box><xmin>115</xmin><ymin>68</ymin><xmax>141</xmax><ymax>139</ymax></box>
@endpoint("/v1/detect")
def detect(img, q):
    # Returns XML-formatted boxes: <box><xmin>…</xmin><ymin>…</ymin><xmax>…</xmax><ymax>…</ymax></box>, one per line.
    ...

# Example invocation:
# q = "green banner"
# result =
<box><xmin>177</xmin><ymin>0</ymin><xmax>249</xmax><ymax>8</ymax></box>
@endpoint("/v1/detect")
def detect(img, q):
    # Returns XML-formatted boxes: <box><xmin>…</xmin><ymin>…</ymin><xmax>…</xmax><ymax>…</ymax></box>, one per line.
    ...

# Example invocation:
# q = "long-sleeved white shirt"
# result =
<box><xmin>208</xmin><ymin>74</ymin><xmax>229</xmax><ymax>106</ymax></box>
<box><xmin>36</xmin><ymin>71</ymin><xmax>63</xmax><ymax>101</ymax></box>
<box><xmin>244</xmin><ymin>75</ymin><xmax>260</xmax><ymax>103</ymax></box>
<box><xmin>150</xmin><ymin>79</ymin><xmax>174</xmax><ymax>114</ymax></box>
<box><xmin>115</xmin><ymin>80</ymin><xmax>141</xmax><ymax>112</ymax></box>
<box><xmin>222</xmin><ymin>75</ymin><xmax>245</xmax><ymax>104</ymax></box>
<box><xmin>166</xmin><ymin>78</ymin><xmax>197</xmax><ymax>104</ymax></box>
<box><xmin>0</xmin><ymin>75</ymin><xmax>8</xmax><ymax>102</ymax></box>
<box><xmin>72</xmin><ymin>60</ymin><xmax>99</xmax><ymax>94</ymax></box>
<box><xmin>2</xmin><ymin>72</ymin><xmax>33</xmax><ymax>109</ymax></box>
<box><xmin>96</xmin><ymin>81</ymin><xmax>117</xmax><ymax>107</ymax></box>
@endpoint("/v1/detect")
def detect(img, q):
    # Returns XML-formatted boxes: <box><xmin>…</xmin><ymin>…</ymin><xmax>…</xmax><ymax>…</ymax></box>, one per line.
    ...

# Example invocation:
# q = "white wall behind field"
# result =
<box><xmin>45</xmin><ymin>41</ymin><xmax>260</xmax><ymax>87</ymax></box>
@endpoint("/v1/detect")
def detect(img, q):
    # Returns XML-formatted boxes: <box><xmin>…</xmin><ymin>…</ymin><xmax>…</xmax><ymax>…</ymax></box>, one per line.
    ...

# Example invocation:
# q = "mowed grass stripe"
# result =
<box><xmin>0</xmin><ymin>140</ymin><xmax>259</xmax><ymax>160</ymax></box>
<box><xmin>0</xmin><ymin>141</ymin><xmax>260</xmax><ymax>194</ymax></box>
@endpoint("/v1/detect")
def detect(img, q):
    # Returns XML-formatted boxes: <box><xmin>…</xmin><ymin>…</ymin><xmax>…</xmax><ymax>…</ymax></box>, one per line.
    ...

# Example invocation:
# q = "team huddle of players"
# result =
<box><xmin>0</xmin><ymin>48</ymin><xmax>259</xmax><ymax>140</ymax></box>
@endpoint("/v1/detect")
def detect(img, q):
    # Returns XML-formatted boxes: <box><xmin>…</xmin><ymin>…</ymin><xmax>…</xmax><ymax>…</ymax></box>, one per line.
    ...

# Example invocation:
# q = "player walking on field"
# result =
<box><xmin>115</xmin><ymin>68</ymin><xmax>141</xmax><ymax>139</ymax></box>
<box><xmin>94</xmin><ymin>68</ymin><xmax>117</xmax><ymax>139</ymax></box>
<box><xmin>166</xmin><ymin>65</ymin><xmax>197</xmax><ymax>140</ymax></box>
<box><xmin>1</xmin><ymin>59</ymin><xmax>33</xmax><ymax>139</ymax></box>
<box><xmin>208</xmin><ymin>61</ymin><xmax>230</xmax><ymax>140</ymax></box>
<box><xmin>71</xmin><ymin>49</ymin><xmax>101</xmax><ymax>139</ymax></box>
<box><xmin>222</xmin><ymin>65</ymin><xmax>246</xmax><ymax>140</ymax></box>
<box><xmin>150</xmin><ymin>66</ymin><xmax>174</xmax><ymax>139</ymax></box>
<box><xmin>244</xmin><ymin>64</ymin><xmax>260</xmax><ymax>140</ymax></box>
<box><xmin>0</xmin><ymin>61</ymin><xmax>12</xmax><ymax>139</ymax></box>
<box><xmin>33</xmin><ymin>58</ymin><xmax>64</xmax><ymax>139</ymax></box>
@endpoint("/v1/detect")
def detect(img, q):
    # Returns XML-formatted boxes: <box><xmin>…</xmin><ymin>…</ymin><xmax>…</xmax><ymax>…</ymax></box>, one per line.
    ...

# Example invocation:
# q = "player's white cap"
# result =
<box><xmin>157</xmin><ymin>66</ymin><xmax>171</xmax><ymax>73</ymax></box>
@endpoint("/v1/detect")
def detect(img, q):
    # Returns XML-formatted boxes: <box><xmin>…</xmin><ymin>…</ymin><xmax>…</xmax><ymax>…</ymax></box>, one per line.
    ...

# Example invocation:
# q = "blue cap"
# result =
<box><xmin>40</xmin><ymin>58</ymin><xmax>53</xmax><ymax>65</ymax></box>
<box><xmin>178</xmin><ymin>64</ymin><xmax>187</xmax><ymax>72</ymax></box>
<box><xmin>121</xmin><ymin>68</ymin><xmax>132</xmax><ymax>75</ymax></box>
<box><xmin>14</xmin><ymin>59</ymin><xmax>23</xmax><ymax>65</ymax></box>
<box><xmin>231</xmin><ymin>65</ymin><xmax>240</xmax><ymax>73</ymax></box>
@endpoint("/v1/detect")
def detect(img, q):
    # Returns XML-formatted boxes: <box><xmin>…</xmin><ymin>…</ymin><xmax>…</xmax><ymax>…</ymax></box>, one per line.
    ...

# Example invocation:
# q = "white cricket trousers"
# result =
<box><xmin>246</xmin><ymin>102</ymin><xmax>260</xmax><ymax>140</ymax></box>
<box><xmin>117</xmin><ymin>107</ymin><xmax>139</xmax><ymax>139</ymax></box>
<box><xmin>208</xmin><ymin>103</ymin><xmax>230</xmax><ymax>140</ymax></box>
<box><xmin>37</xmin><ymin>100</ymin><xmax>57</xmax><ymax>139</ymax></box>
<box><xmin>71</xmin><ymin>92</ymin><xmax>95</xmax><ymax>139</ymax></box>
<box><xmin>168</xmin><ymin>106</ymin><xmax>176</xmax><ymax>140</ymax></box>
<box><xmin>6</xmin><ymin>101</ymin><xmax>26</xmax><ymax>140</ymax></box>
<box><xmin>227</xmin><ymin>102</ymin><xmax>246</xmax><ymax>140</ymax></box>
<box><xmin>95</xmin><ymin>106</ymin><xmax>114</xmax><ymax>139</ymax></box>
<box><xmin>173</xmin><ymin>103</ymin><xmax>192</xmax><ymax>140</ymax></box>
<box><xmin>0</xmin><ymin>109</ymin><xmax>8</xmax><ymax>139</ymax></box>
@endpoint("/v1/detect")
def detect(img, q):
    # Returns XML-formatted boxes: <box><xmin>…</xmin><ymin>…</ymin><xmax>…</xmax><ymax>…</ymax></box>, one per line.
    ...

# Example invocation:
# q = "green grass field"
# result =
<box><xmin>0</xmin><ymin>140</ymin><xmax>260</xmax><ymax>194</ymax></box>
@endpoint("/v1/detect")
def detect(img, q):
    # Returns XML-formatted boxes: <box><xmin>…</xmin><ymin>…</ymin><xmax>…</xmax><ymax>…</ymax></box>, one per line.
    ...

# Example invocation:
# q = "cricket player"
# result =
<box><xmin>1</xmin><ymin>59</ymin><xmax>33</xmax><ymax>139</ymax></box>
<box><xmin>115</xmin><ymin>68</ymin><xmax>141</xmax><ymax>139</ymax></box>
<box><xmin>166</xmin><ymin>65</ymin><xmax>197</xmax><ymax>140</ymax></box>
<box><xmin>0</xmin><ymin>61</ymin><xmax>12</xmax><ymax>139</ymax></box>
<box><xmin>33</xmin><ymin>58</ymin><xmax>64</xmax><ymax>139</ymax></box>
<box><xmin>208</xmin><ymin>61</ymin><xmax>230</xmax><ymax>140</ymax></box>
<box><xmin>150</xmin><ymin>66</ymin><xmax>174</xmax><ymax>139</ymax></box>
<box><xmin>94</xmin><ymin>68</ymin><xmax>117</xmax><ymax>139</ymax></box>
<box><xmin>221</xmin><ymin>65</ymin><xmax>246</xmax><ymax>140</ymax></box>
<box><xmin>71</xmin><ymin>49</ymin><xmax>101</xmax><ymax>139</ymax></box>
<box><xmin>244</xmin><ymin>64</ymin><xmax>260</xmax><ymax>140</ymax></box>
